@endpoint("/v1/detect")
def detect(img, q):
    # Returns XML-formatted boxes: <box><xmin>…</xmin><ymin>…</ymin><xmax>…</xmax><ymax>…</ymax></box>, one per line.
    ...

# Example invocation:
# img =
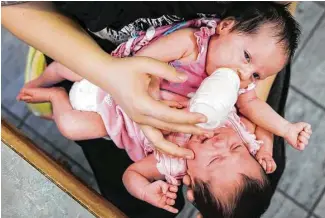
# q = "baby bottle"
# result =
<box><xmin>189</xmin><ymin>68</ymin><xmax>240</xmax><ymax>129</ymax></box>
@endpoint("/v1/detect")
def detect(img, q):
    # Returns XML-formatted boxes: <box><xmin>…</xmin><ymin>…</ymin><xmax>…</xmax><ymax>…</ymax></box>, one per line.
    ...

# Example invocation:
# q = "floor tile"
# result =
<box><xmin>177</xmin><ymin>187</ymin><xmax>198</xmax><ymax>218</ymax></box>
<box><xmin>291</xmin><ymin>17</ymin><xmax>325</xmax><ymax>108</ymax></box>
<box><xmin>261</xmin><ymin>191</ymin><xmax>308</xmax><ymax>218</ymax></box>
<box><xmin>316</xmin><ymin>2</ymin><xmax>325</xmax><ymax>7</ymax></box>
<box><xmin>21</xmin><ymin>115</ymin><xmax>93</xmax><ymax>173</ymax></box>
<box><xmin>1</xmin><ymin>106</ymin><xmax>23</xmax><ymax>127</ymax></box>
<box><xmin>1</xmin><ymin>143</ymin><xmax>95</xmax><ymax>218</ymax></box>
<box><xmin>314</xmin><ymin>191</ymin><xmax>325</xmax><ymax>218</ymax></box>
<box><xmin>294</xmin><ymin>2</ymin><xmax>325</xmax><ymax>56</ymax></box>
<box><xmin>279</xmin><ymin>89</ymin><xmax>325</xmax><ymax>209</ymax></box>
<box><xmin>20</xmin><ymin>122</ymin><xmax>57</xmax><ymax>157</ymax></box>
<box><xmin>1</xmin><ymin>75</ymin><xmax>10</xmax><ymax>92</ymax></box>
<box><xmin>1</xmin><ymin>27</ymin><xmax>29</xmax><ymax>82</ymax></box>
<box><xmin>2</xmin><ymin>73</ymin><xmax>30</xmax><ymax>119</ymax></box>
<box><xmin>19</xmin><ymin>122</ymin><xmax>96</xmax><ymax>189</ymax></box>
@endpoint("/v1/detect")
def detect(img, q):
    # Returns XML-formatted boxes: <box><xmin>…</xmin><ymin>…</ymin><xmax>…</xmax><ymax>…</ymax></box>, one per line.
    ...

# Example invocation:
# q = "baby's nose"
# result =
<box><xmin>237</xmin><ymin>69</ymin><xmax>252</xmax><ymax>81</ymax></box>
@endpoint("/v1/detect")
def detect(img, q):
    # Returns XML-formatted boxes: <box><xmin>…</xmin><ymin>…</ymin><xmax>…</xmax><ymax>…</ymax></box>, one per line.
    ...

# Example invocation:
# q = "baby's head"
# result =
<box><xmin>206</xmin><ymin>2</ymin><xmax>300</xmax><ymax>83</ymax></box>
<box><xmin>186</xmin><ymin>127</ymin><xmax>272</xmax><ymax>218</ymax></box>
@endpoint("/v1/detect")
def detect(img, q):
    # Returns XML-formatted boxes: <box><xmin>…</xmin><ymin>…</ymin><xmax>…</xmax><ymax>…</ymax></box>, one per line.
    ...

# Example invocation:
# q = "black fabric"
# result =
<box><xmin>47</xmin><ymin>2</ymin><xmax>290</xmax><ymax>217</ymax></box>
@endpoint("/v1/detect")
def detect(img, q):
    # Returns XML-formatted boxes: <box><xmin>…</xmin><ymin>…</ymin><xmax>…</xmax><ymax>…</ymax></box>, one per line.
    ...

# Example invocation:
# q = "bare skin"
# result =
<box><xmin>2</xmin><ymin>2</ymin><xmax>208</xmax><ymax>159</ymax></box>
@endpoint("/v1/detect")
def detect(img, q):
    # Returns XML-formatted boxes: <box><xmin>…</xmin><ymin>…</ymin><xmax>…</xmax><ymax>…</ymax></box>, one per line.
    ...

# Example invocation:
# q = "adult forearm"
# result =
<box><xmin>2</xmin><ymin>2</ymin><xmax>111</xmax><ymax>86</ymax></box>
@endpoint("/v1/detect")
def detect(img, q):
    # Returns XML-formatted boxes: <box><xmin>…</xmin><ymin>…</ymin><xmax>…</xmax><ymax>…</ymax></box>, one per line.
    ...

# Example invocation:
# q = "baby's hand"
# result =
<box><xmin>256</xmin><ymin>151</ymin><xmax>277</xmax><ymax>174</ymax></box>
<box><xmin>284</xmin><ymin>122</ymin><xmax>312</xmax><ymax>150</ymax></box>
<box><xmin>142</xmin><ymin>180</ymin><xmax>179</xmax><ymax>213</ymax></box>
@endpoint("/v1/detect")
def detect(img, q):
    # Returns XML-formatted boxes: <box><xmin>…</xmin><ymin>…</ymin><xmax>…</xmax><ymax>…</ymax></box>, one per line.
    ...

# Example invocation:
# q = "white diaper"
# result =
<box><xmin>69</xmin><ymin>79</ymin><xmax>99</xmax><ymax>112</ymax></box>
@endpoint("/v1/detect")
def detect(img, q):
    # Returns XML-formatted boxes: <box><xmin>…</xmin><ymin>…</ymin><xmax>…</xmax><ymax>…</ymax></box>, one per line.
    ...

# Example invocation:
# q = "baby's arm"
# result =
<box><xmin>255</xmin><ymin>127</ymin><xmax>277</xmax><ymax>174</ymax></box>
<box><xmin>135</xmin><ymin>28</ymin><xmax>198</xmax><ymax>62</ymax></box>
<box><xmin>240</xmin><ymin>116</ymin><xmax>276</xmax><ymax>173</ymax></box>
<box><xmin>122</xmin><ymin>154</ymin><xmax>179</xmax><ymax>214</ymax></box>
<box><xmin>237</xmin><ymin>89</ymin><xmax>312</xmax><ymax>150</ymax></box>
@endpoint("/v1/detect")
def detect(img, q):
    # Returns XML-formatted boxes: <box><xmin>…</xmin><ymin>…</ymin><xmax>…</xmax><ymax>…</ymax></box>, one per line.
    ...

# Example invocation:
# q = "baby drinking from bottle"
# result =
<box><xmin>17</xmin><ymin>3</ymin><xmax>311</xmax><ymax>217</ymax></box>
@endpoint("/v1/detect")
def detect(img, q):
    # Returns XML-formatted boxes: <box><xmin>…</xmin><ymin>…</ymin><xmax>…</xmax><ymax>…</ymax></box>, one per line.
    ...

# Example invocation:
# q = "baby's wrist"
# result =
<box><xmin>282</xmin><ymin>122</ymin><xmax>292</xmax><ymax>138</ymax></box>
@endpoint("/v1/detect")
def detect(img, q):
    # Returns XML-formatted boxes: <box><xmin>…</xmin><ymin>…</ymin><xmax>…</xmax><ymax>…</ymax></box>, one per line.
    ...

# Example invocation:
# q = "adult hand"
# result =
<box><xmin>2</xmin><ymin>2</ymin><xmax>212</xmax><ymax>159</ymax></box>
<box><xmin>100</xmin><ymin>56</ymin><xmax>213</xmax><ymax>159</ymax></box>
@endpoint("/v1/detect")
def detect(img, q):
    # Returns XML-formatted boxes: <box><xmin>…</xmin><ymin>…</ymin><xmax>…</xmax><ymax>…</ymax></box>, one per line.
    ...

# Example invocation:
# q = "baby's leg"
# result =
<box><xmin>24</xmin><ymin>61</ymin><xmax>83</xmax><ymax>89</ymax></box>
<box><xmin>19</xmin><ymin>87</ymin><xmax>108</xmax><ymax>140</ymax></box>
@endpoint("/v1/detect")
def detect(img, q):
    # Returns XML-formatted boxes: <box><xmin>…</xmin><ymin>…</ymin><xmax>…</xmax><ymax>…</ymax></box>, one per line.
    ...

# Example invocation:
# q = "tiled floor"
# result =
<box><xmin>1</xmin><ymin>2</ymin><xmax>325</xmax><ymax>217</ymax></box>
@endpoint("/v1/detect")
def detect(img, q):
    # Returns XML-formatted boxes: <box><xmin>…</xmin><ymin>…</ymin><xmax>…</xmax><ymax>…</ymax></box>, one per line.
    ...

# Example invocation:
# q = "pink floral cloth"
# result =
<box><xmin>96</xmin><ymin>19</ymin><xmax>261</xmax><ymax>185</ymax></box>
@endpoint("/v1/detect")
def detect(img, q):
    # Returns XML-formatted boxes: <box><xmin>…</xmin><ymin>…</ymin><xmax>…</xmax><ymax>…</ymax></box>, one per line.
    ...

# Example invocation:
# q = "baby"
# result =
<box><xmin>17</xmin><ymin>2</ymin><xmax>311</xmax><ymax>217</ymax></box>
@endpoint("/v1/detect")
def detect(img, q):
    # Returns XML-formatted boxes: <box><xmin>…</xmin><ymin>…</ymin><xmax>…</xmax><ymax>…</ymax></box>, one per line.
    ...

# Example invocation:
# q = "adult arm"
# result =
<box><xmin>2</xmin><ymin>2</ymin><xmax>209</xmax><ymax>159</ymax></box>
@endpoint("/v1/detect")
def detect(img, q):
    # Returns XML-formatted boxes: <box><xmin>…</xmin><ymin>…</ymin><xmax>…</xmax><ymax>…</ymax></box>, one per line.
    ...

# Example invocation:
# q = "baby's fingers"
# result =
<box><xmin>166</xmin><ymin>198</ymin><xmax>175</xmax><ymax>206</ymax></box>
<box><xmin>259</xmin><ymin>159</ymin><xmax>267</xmax><ymax>172</ymax></box>
<box><xmin>169</xmin><ymin>185</ymin><xmax>178</xmax><ymax>193</ymax></box>
<box><xmin>297</xmin><ymin>142</ymin><xmax>306</xmax><ymax>150</ymax></box>
<box><xmin>300</xmin><ymin>131</ymin><xmax>311</xmax><ymax>139</ymax></box>
<box><xmin>163</xmin><ymin>205</ymin><xmax>178</xmax><ymax>214</ymax></box>
<box><xmin>166</xmin><ymin>191</ymin><xmax>177</xmax><ymax>199</ymax></box>
<box><xmin>266</xmin><ymin>160</ymin><xmax>273</xmax><ymax>173</ymax></box>
<box><xmin>298</xmin><ymin>135</ymin><xmax>309</xmax><ymax>146</ymax></box>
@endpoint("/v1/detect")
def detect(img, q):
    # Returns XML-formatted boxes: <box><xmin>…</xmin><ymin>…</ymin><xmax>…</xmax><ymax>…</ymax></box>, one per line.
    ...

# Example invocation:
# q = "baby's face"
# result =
<box><xmin>206</xmin><ymin>19</ymin><xmax>287</xmax><ymax>87</ymax></box>
<box><xmin>186</xmin><ymin>126</ymin><xmax>263</xmax><ymax>195</ymax></box>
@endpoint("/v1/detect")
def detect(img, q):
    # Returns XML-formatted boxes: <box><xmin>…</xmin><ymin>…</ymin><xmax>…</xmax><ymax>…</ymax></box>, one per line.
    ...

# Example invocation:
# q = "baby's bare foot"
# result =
<box><xmin>16</xmin><ymin>87</ymin><xmax>65</xmax><ymax>103</ymax></box>
<box><xmin>284</xmin><ymin>122</ymin><xmax>312</xmax><ymax>150</ymax></box>
<box><xmin>256</xmin><ymin>152</ymin><xmax>277</xmax><ymax>174</ymax></box>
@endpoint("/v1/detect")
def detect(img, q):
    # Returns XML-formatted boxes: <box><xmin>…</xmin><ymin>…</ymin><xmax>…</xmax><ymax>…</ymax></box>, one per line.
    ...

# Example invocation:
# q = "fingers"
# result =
<box><xmin>140</xmin><ymin>125</ymin><xmax>195</xmax><ymax>159</ymax></box>
<box><xmin>166</xmin><ymin>191</ymin><xmax>177</xmax><ymax>199</ymax></box>
<box><xmin>144</xmin><ymin>58</ymin><xmax>188</xmax><ymax>83</ymax></box>
<box><xmin>182</xmin><ymin>175</ymin><xmax>192</xmax><ymax>186</ymax></box>
<box><xmin>258</xmin><ymin>157</ymin><xmax>277</xmax><ymax>174</ymax></box>
<box><xmin>261</xmin><ymin>160</ymin><xmax>267</xmax><ymax>172</ymax></box>
<box><xmin>197</xmin><ymin>213</ymin><xmax>203</xmax><ymax>218</ymax></box>
<box><xmin>298</xmin><ymin>135</ymin><xmax>308</xmax><ymax>145</ymax></box>
<box><xmin>300</xmin><ymin>131</ymin><xmax>310</xmax><ymax>139</ymax></box>
<box><xmin>147</xmin><ymin>76</ymin><xmax>161</xmax><ymax>100</ymax></box>
<box><xmin>163</xmin><ymin>204</ymin><xmax>178</xmax><ymax>214</ymax></box>
<box><xmin>186</xmin><ymin>189</ymin><xmax>195</xmax><ymax>202</ymax></box>
<box><xmin>160</xmin><ymin>181</ymin><xmax>169</xmax><ymax>194</ymax></box>
<box><xmin>266</xmin><ymin>159</ymin><xmax>273</xmax><ymax>173</ymax></box>
<box><xmin>142</xmin><ymin>96</ymin><xmax>207</xmax><ymax>125</ymax></box>
<box><xmin>160</xmin><ymin>100</ymin><xmax>184</xmax><ymax>109</ymax></box>
<box><xmin>296</xmin><ymin>142</ymin><xmax>306</xmax><ymax>150</ymax></box>
<box><xmin>304</xmin><ymin>125</ymin><xmax>312</xmax><ymax>134</ymax></box>
<box><xmin>169</xmin><ymin>185</ymin><xmax>178</xmax><ymax>193</ymax></box>
<box><xmin>142</xmin><ymin>115</ymin><xmax>211</xmax><ymax>136</ymax></box>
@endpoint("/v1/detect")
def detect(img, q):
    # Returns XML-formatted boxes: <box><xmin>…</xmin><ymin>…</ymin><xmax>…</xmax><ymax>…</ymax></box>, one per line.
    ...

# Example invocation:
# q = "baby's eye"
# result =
<box><xmin>244</xmin><ymin>51</ymin><xmax>251</xmax><ymax>63</ymax></box>
<box><xmin>235</xmin><ymin>145</ymin><xmax>242</xmax><ymax>149</ymax></box>
<box><xmin>253</xmin><ymin>73</ymin><xmax>260</xmax><ymax>79</ymax></box>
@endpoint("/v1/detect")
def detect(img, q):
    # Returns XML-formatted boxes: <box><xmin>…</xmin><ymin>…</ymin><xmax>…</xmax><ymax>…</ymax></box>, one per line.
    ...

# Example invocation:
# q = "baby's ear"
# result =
<box><xmin>217</xmin><ymin>18</ymin><xmax>236</xmax><ymax>35</ymax></box>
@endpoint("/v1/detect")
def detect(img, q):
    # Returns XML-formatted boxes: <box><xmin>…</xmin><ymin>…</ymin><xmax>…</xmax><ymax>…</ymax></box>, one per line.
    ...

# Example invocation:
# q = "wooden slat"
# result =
<box><xmin>1</xmin><ymin>119</ymin><xmax>127</xmax><ymax>218</ymax></box>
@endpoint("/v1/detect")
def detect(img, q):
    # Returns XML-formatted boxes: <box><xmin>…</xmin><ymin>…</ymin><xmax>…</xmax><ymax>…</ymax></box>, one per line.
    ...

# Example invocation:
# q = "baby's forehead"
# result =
<box><xmin>215</xmin><ymin>125</ymin><xmax>243</xmax><ymax>141</ymax></box>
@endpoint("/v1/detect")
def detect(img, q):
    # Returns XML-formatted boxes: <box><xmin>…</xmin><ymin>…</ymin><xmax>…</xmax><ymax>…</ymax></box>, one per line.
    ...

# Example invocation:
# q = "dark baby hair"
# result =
<box><xmin>193</xmin><ymin>168</ymin><xmax>272</xmax><ymax>218</ymax></box>
<box><xmin>220</xmin><ymin>2</ymin><xmax>301</xmax><ymax>59</ymax></box>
